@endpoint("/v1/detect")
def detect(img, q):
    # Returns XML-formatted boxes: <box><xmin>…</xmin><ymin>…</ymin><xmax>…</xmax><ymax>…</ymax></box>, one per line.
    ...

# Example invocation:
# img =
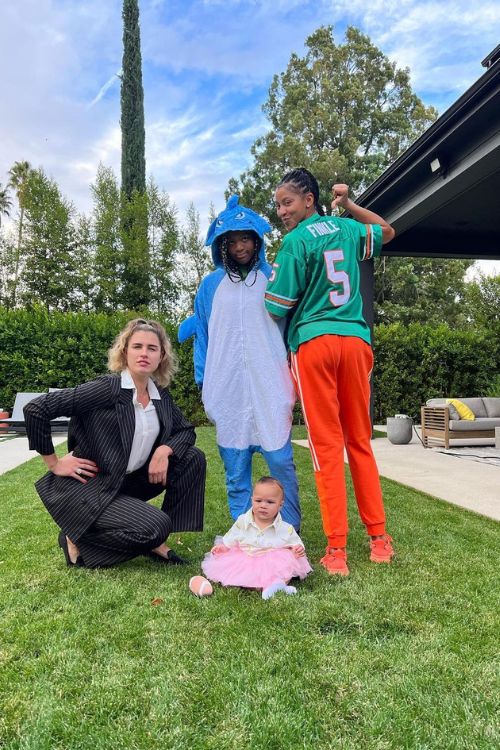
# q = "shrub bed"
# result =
<box><xmin>1</xmin><ymin>309</ymin><xmax>497</xmax><ymax>423</ymax></box>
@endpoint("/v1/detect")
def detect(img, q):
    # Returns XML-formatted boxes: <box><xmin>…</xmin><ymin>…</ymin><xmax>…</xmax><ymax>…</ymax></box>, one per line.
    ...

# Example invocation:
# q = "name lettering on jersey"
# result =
<box><xmin>306</xmin><ymin>221</ymin><xmax>340</xmax><ymax>239</ymax></box>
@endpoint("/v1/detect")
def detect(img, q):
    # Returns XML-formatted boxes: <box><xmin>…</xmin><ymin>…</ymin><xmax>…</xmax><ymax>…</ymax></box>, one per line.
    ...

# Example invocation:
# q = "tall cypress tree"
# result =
<box><xmin>120</xmin><ymin>0</ymin><xmax>149</xmax><ymax>309</ymax></box>
<box><xmin>121</xmin><ymin>0</ymin><xmax>146</xmax><ymax>198</ymax></box>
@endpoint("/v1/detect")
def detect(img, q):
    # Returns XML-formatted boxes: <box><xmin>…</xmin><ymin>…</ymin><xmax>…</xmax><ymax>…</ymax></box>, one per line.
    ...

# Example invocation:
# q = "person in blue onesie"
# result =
<box><xmin>178</xmin><ymin>195</ymin><xmax>301</xmax><ymax>531</ymax></box>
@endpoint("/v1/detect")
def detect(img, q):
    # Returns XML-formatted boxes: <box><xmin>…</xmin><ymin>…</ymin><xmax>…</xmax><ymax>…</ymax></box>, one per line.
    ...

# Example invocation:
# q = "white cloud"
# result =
<box><xmin>1</xmin><ymin>0</ymin><xmax>499</xmax><ymax>231</ymax></box>
<box><xmin>142</xmin><ymin>0</ymin><xmax>320</xmax><ymax>82</ymax></box>
<box><xmin>468</xmin><ymin>261</ymin><xmax>500</xmax><ymax>280</ymax></box>
<box><xmin>145</xmin><ymin>109</ymin><xmax>258</xmax><ymax>223</ymax></box>
<box><xmin>230</xmin><ymin>119</ymin><xmax>268</xmax><ymax>142</ymax></box>
<box><xmin>324</xmin><ymin>1</ymin><xmax>500</xmax><ymax>105</ymax></box>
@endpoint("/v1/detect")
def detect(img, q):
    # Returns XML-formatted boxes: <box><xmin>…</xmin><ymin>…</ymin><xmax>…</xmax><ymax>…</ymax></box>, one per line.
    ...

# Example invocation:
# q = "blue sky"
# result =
<box><xmin>1</xmin><ymin>0</ymin><xmax>499</xmax><ymax>268</ymax></box>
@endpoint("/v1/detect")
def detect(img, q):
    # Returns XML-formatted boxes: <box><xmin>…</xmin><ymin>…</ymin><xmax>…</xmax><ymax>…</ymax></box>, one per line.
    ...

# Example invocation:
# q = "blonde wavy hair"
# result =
<box><xmin>108</xmin><ymin>318</ymin><xmax>178</xmax><ymax>387</ymax></box>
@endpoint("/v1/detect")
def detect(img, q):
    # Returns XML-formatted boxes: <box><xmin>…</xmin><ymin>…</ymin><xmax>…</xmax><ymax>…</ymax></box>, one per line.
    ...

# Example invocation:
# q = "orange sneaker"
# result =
<box><xmin>320</xmin><ymin>547</ymin><xmax>349</xmax><ymax>576</ymax></box>
<box><xmin>369</xmin><ymin>535</ymin><xmax>395</xmax><ymax>563</ymax></box>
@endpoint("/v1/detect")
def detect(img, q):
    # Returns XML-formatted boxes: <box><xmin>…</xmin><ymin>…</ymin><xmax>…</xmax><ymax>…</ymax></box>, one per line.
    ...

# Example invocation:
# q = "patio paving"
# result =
<box><xmin>0</xmin><ymin>434</ymin><xmax>67</xmax><ymax>475</ymax></box>
<box><xmin>293</xmin><ymin>428</ymin><xmax>500</xmax><ymax>522</ymax></box>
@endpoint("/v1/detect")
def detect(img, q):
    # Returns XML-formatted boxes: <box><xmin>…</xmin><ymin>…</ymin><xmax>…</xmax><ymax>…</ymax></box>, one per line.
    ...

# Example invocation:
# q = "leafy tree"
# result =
<box><xmin>466</xmin><ymin>274</ymin><xmax>500</xmax><ymax>397</ymax></box>
<box><xmin>20</xmin><ymin>168</ymin><xmax>77</xmax><ymax>312</ymax></box>
<box><xmin>0</xmin><ymin>234</ymin><xmax>16</xmax><ymax>307</ymax></box>
<box><xmin>374</xmin><ymin>256</ymin><xmax>474</xmax><ymax>326</ymax></box>
<box><xmin>0</xmin><ymin>183</ymin><xmax>12</xmax><ymax>226</ymax></box>
<box><xmin>120</xmin><ymin>0</ymin><xmax>148</xmax><ymax>310</ymax></box>
<box><xmin>176</xmin><ymin>202</ymin><xmax>212</xmax><ymax>315</ymax></box>
<box><xmin>91</xmin><ymin>164</ymin><xmax>122</xmax><ymax>312</ymax></box>
<box><xmin>229</xmin><ymin>26</ymin><xmax>437</xmax><ymax>228</ymax></box>
<box><xmin>208</xmin><ymin>201</ymin><xmax>217</xmax><ymax>225</ymax></box>
<box><xmin>463</xmin><ymin>272</ymin><xmax>500</xmax><ymax>328</ymax></box>
<box><xmin>121</xmin><ymin>0</ymin><xmax>146</xmax><ymax>199</ymax></box>
<box><xmin>73</xmin><ymin>214</ymin><xmax>95</xmax><ymax>312</ymax></box>
<box><xmin>7</xmin><ymin>160</ymin><xmax>32</xmax><ymax>306</ymax></box>
<box><xmin>120</xmin><ymin>190</ymin><xmax>150</xmax><ymax>310</ymax></box>
<box><xmin>227</xmin><ymin>26</ymin><xmax>476</xmax><ymax>326</ymax></box>
<box><xmin>148</xmin><ymin>177</ymin><xmax>179</xmax><ymax>317</ymax></box>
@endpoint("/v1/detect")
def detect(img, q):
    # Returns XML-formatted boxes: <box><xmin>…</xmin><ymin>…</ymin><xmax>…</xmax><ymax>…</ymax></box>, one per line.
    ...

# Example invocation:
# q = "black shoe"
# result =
<box><xmin>147</xmin><ymin>549</ymin><xmax>188</xmax><ymax>565</ymax></box>
<box><xmin>58</xmin><ymin>530</ymin><xmax>84</xmax><ymax>567</ymax></box>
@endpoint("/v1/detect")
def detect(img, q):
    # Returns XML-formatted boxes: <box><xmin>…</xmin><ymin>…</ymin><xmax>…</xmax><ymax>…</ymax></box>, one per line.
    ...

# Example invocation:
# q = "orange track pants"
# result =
<box><xmin>290</xmin><ymin>335</ymin><xmax>386</xmax><ymax>548</ymax></box>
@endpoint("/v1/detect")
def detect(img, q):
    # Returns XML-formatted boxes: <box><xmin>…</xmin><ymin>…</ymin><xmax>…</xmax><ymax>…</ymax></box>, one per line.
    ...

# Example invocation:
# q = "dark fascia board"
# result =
<box><xmin>384</xmin><ymin>229</ymin><xmax>500</xmax><ymax>259</ymax></box>
<box><xmin>482</xmin><ymin>44</ymin><xmax>500</xmax><ymax>68</ymax></box>
<box><xmin>352</xmin><ymin>57</ymin><xmax>500</xmax><ymax>209</ymax></box>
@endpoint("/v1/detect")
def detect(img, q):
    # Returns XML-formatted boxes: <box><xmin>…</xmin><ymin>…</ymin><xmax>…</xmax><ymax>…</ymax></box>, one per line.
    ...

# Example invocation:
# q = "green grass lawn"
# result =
<box><xmin>0</xmin><ymin>426</ymin><xmax>498</xmax><ymax>750</ymax></box>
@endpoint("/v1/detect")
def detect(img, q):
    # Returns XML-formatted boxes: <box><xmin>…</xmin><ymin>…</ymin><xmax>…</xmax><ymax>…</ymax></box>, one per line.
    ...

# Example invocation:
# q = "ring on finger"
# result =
<box><xmin>76</xmin><ymin>468</ymin><xmax>82</xmax><ymax>475</ymax></box>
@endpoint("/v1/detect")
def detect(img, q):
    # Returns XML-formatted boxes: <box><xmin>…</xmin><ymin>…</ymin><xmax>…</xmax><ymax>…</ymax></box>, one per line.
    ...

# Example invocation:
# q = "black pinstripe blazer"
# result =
<box><xmin>24</xmin><ymin>374</ymin><xmax>196</xmax><ymax>541</ymax></box>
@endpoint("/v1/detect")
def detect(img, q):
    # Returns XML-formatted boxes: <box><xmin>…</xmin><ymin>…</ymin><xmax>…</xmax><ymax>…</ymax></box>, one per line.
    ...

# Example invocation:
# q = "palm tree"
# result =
<box><xmin>7</xmin><ymin>160</ymin><xmax>32</xmax><ymax>306</ymax></box>
<box><xmin>0</xmin><ymin>183</ymin><xmax>12</xmax><ymax>226</ymax></box>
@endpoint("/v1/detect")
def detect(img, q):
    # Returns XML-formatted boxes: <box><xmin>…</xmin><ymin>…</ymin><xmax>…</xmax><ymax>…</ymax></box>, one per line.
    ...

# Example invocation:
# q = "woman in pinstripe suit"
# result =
<box><xmin>24</xmin><ymin>319</ymin><xmax>206</xmax><ymax>569</ymax></box>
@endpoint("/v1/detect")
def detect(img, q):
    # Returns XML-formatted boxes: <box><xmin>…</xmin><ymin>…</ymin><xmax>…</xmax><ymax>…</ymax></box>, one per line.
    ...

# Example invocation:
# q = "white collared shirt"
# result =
<box><xmin>121</xmin><ymin>370</ymin><xmax>161</xmax><ymax>473</ymax></box>
<box><xmin>222</xmin><ymin>508</ymin><xmax>303</xmax><ymax>555</ymax></box>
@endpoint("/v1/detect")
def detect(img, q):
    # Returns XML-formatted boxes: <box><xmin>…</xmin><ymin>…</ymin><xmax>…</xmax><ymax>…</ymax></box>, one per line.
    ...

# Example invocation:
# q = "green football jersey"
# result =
<box><xmin>264</xmin><ymin>213</ymin><xmax>383</xmax><ymax>352</ymax></box>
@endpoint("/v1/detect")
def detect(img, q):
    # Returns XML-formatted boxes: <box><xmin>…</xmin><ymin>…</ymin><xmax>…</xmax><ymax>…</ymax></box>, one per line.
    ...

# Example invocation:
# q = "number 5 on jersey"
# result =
<box><xmin>324</xmin><ymin>249</ymin><xmax>351</xmax><ymax>307</ymax></box>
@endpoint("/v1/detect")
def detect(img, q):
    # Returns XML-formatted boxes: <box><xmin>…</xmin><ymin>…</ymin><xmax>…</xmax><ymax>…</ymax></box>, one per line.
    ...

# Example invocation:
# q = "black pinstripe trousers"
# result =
<box><xmin>76</xmin><ymin>446</ymin><xmax>206</xmax><ymax>568</ymax></box>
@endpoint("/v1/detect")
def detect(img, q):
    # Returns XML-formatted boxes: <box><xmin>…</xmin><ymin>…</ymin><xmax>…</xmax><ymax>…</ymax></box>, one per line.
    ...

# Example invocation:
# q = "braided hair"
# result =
<box><xmin>277</xmin><ymin>168</ymin><xmax>325</xmax><ymax>216</ymax></box>
<box><xmin>218</xmin><ymin>231</ymin><xmax>260</xmax><ymax>286</ymax></box>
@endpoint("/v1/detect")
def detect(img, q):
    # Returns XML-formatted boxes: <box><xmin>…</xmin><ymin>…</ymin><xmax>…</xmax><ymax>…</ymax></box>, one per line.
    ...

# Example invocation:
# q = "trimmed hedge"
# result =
<box><xmin>373</xmin><ymin>322</ymin><xmax>500</xmax><ymax>421</ymax></box>
<box><xmin>0</xmin><ymin>307</ymin><xmax>204</xmax><ymax>424</ymax></box>
<box><xmin>0</xmin><ymin>309</ymin><xmax>498</xmax><ymax>423</ymax></box>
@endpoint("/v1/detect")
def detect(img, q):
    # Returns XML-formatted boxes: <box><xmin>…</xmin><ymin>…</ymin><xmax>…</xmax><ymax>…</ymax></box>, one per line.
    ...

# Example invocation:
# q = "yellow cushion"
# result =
<box><xmin>446</xmin><ymin>399</ymin><xmax>475</xmax><ymax>421</ymax></box>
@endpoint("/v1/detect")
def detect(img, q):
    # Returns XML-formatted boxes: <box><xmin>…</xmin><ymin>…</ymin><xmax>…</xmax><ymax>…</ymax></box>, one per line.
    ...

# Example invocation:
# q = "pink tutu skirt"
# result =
<box><xmin>201</xmin><ymin>546</ymin><xmax>313</xmax><ymax>589</ymax></box>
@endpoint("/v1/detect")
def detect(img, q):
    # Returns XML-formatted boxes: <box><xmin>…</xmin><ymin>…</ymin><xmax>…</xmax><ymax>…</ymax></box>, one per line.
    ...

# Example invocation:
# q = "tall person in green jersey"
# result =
<box><xmin>265</xmin><ymin>168</ymin><xmax>396</xmax><ymax>576</ymax></box>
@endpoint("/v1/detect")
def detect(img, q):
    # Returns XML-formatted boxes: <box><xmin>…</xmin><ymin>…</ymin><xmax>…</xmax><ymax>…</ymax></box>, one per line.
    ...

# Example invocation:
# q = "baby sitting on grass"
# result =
<box><xmin>191</xmin><ymin>477</ymin><xmax>312</xmax><ymax>600</ymax></box>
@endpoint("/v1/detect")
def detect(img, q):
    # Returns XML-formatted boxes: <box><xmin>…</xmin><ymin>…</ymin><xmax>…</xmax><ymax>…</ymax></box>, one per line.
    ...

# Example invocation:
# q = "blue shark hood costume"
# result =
<box><xmin>206</xmin><ymin>194</ymin><xmax>271</xmax><ymax>265</ymax></box>
<box><xmin>178</xmin><ymin>195</ymin><xmax>270</xmax><ymax>345</ymax></box>
<box><xmin>178</xmin><ymin>196</ymin><xmax>300</xmax><ymax>528</ymax></box>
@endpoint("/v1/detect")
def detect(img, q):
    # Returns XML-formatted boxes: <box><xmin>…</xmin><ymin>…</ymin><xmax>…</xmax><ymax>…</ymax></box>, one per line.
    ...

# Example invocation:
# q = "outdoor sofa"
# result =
<box><xmin>421</xmin><ymin>397</ymin><xmax>500</xmax><ymax>449</ymax></box>
<box><xmin>2</xmin><ymin>391</ymin><xmax>69</xmax><ymax>434</ymax></box>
